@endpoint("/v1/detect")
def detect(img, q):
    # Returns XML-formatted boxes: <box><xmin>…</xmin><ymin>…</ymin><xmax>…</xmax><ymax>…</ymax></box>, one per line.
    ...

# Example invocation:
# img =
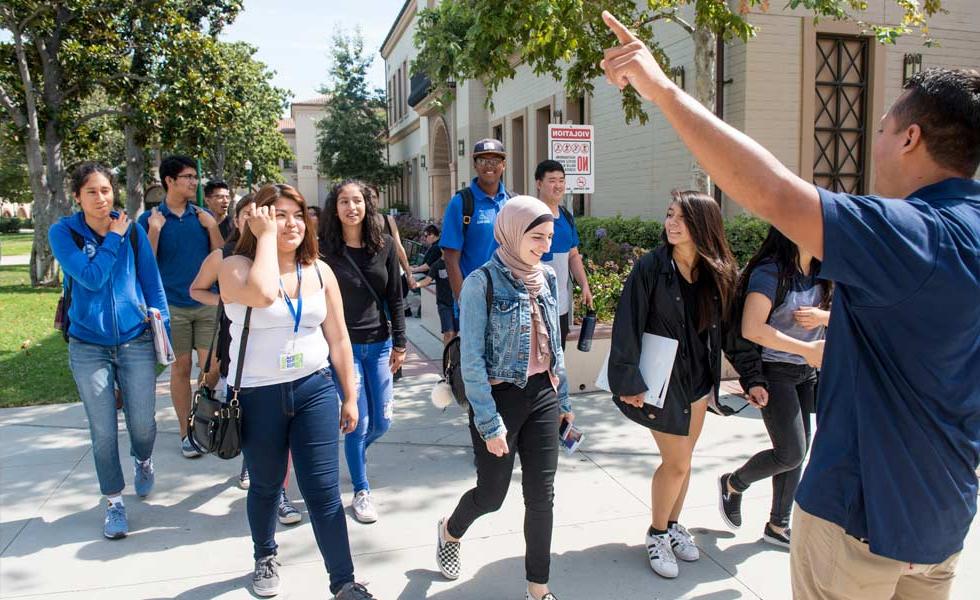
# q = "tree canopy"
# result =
<box><xmin>413</xmin><ymin>0</ymin><xmax>944</xmax><ymax>125</ymax></box>
<box><xmin>315</xmin><ymin>30</ymin><xmax>400</xmax><ymax>187</ymax></box>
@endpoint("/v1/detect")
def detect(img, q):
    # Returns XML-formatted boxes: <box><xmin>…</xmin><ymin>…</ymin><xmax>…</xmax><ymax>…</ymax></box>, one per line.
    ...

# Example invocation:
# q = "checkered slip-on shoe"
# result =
<box><xmin>435</xmin><ymin>517</ymin><xmax>461</xmax><ymax>580</ymax></box>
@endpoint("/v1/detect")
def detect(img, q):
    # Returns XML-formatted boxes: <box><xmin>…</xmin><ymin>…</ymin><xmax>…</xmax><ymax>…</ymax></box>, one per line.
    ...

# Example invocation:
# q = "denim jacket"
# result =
<box><xmin>459</xmin><ymin>254</ymin><xmax>571</xmax><ymax>441</ymax></box>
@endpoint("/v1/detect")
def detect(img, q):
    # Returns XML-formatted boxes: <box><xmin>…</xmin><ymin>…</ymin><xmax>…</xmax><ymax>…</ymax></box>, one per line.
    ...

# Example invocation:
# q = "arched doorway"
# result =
<box><xmin>429</xmin><ymin>117</ymin><xmax>452</xmax><ymax>219</ymax></box>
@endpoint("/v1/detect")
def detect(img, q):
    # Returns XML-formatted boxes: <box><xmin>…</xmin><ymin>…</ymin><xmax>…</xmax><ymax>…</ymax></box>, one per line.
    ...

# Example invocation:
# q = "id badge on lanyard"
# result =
<box><xmin>279</xmin><ymin>264</ymin><xmax>304</xmax><ymax>371</ymax></box>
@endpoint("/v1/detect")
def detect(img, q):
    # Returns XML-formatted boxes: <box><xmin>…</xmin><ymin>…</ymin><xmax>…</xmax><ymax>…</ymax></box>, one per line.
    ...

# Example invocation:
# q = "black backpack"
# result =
<box><xmin>55</xmin><ymin>226</ymin><xmax>140</xmax><ymax>342</ymax></box>
<box><xmin>441</xmin><ymin>266</ymin><xmax>493</xmax><ymax>408</ymax></box>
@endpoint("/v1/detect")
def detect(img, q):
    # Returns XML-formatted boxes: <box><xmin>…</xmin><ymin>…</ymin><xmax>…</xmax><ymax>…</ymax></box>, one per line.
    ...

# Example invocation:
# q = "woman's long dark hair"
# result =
<box><xmin>319</xmin><ymin>179</ymin><xmax>385</xmax><ymax>256</ymax></box>
<box><xmin>662</xmin><ymin>190</ymin><xmax>739</xmax><ymax>331</ymax></box>
<box><xmin>738</xmin><ymin>226</ymin><xmax>833</xmax><ymax>310</ymax></box>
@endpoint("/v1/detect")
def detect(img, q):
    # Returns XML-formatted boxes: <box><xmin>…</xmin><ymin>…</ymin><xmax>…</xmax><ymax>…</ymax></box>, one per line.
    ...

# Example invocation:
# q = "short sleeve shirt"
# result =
<box><xmin>421</xmin><ymin>244</ymin><xmax>442</xmax><ymax>269</ymax></box>
<box><xmin>795</xmin><ymin>179</ymin><xmax>980</xmax><ymax>564</ymax></box>
<box><xmin>428</xmin><ymin>257</ymin><xmax>453</xmax><ymax>307</ymax></box>
<box><xmin>541</xmin><ymin>208</ymin><xmax>580</xmax><ymax>315</ymax></box>
<box><xmin>746</xmin><ymin>262</ymin><xmax>826</xmax><ymax>365</ymax></box>
<box><xmin>137</xmin><ymin>202</ymin><xmax>213</xmax><ymax>308</ymax></box>
<box><xmin>439</xmin><ymin>178</ymin><xmax>508</xmax><ymax>278</ymax></box>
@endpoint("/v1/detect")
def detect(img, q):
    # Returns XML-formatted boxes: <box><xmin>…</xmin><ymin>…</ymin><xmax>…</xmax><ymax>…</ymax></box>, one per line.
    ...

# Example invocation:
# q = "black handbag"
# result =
<box><xmin>187</xmin><ymin>302</ymin><xmax>251</xmax><ymax>459</ymax></box>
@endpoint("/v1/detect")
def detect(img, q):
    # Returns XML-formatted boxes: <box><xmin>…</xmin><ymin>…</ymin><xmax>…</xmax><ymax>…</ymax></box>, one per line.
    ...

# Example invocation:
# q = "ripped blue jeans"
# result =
<box><xmin>332</xmin><ymin>339</ymin><xmax>393</xmax><ymax>493</ymax></box>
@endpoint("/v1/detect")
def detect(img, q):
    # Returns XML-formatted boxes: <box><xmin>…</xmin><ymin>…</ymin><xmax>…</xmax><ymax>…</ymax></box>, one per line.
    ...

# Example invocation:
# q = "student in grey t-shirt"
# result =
<box><xmin>717</xmin><ymin>227</ymin><xmax>833</xmax><ymax>548</ymax></box>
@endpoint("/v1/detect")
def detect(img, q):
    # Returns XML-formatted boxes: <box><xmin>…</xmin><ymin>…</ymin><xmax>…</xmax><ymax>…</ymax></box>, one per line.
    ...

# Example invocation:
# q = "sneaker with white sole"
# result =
<box><xmin>238</xmin><ymin>463</ymin><xmax>250</xmax><ymax>490</ymax></box>
<box><xmin>668</xmin><ymin>522</ymin><xmax>700</xmax><ymax>561</ymax></box>
<box><xmin>134</xmin><ymin>457</ymin><xmax>154</xmax><ymax>498</ymax></box>
<box><xmin>181</xmin><ymin>436</ymin><xmax>202</xmax><ymax>458</ymax></box>
<box><xmin>763</xmin><ymin>523</ymin><xmax>791</xmax><ymax>549</ymax></box>
<box><xmin>277</xmin><ymin>491</ymin><xmax>302</xmax><ymax>525</ymax></box>
<box><xmin>352</xmin><ymin>490</ymin><xmax>378</xmax><ymax>524</ymax></box>
<box><xmin>252</xmin><ymin>555</ymin><xmax>280</xmax><ymax>597</ymax></box>
<box><xmin>436</xmin><ymin>517</ymin><xmax>461</xmax><ymax>580</ymax></box>
<box><xmin>718</xmin><ymin>473</ymin><xmax>742</xmax><ymax>529</ymax></box>
<box><xmin>645</xmin><ymin>530</ymin><xmax>678</xmax><ymax>578</ymax></box>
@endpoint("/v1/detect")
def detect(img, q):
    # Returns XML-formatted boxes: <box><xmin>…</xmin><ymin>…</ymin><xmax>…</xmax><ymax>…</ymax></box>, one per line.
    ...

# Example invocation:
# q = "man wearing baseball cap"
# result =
<box><xmin>440</xmin><ymin>138</ymin><xmax>511</xmax><ymax>299</ymax></box>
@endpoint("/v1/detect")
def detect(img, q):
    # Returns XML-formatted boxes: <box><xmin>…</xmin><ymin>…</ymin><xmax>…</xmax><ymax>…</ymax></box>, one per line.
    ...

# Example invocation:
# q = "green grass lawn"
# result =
<box><xmin>0</xmin><ymin>265</ymin><xmax>79</xmax><ymax>407</ymax></box>
<box><xmin>0</xmin><ymin>232</ymin><xmax>34</xmax><ymax>257</ymax></box>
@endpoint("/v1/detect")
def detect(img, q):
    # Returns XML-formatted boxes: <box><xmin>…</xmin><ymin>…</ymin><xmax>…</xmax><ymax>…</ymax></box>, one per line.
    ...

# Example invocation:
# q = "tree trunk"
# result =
<box><xmin>691</xmin><ymin>25</ymin><xmax>717</xmax><ymax>195</ymax></box>
<box><xmin>214</xmin><ymin>137</ymin><xmax>226</xmax><ymax>181</ymax></box>
<box><xmin>124</xmin><ymin>119</ymin><xmax>146</xmax><ymax>216</ymax></box>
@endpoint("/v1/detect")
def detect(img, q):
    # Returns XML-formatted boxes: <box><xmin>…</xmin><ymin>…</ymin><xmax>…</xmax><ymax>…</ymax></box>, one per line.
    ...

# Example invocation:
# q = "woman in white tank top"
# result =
<box><xmin>218</xmin><ymin>184</ymin><xmax>376</xmax><ymax>600</ymax></box>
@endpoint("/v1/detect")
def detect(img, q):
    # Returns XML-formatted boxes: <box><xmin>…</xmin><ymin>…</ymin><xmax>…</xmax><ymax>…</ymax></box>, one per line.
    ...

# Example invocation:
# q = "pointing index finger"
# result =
<box><xmin>602</xmin><ymin>10</ymin><xmax>638</xmax><ymax>44</ymax></box>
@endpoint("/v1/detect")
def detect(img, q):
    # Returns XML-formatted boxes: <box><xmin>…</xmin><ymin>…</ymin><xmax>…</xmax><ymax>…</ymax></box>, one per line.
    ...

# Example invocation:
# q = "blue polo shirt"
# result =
<box><xmin>542</xmin><ymin>208</ymin><xmax>580</xmax><ymax>315</ymax></box>
<box><xmin>440</xmin><ymin>178</ymin><xmax>508</xmax><ymax>278</ymax></box>
<box><xmin>795</xmin><ymin>178</ymin><xmax>980</xmax><ymax>564</ymax></box>
<box><xmin>137</xmin><ymin>202</ymin><xmax>213</xmax><ymax>308</ymax></box>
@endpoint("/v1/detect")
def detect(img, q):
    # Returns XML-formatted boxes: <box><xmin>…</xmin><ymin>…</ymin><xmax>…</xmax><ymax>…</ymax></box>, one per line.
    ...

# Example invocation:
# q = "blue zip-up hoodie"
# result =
<box><xmin>49</xmin><ymin>212</ymin><xmax>170</xmax><ymax>346</ymax></box>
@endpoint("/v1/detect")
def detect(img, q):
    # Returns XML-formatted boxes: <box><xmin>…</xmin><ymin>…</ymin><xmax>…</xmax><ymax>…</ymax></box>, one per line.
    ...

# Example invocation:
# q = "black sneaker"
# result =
<box><xmin>763</xmin><ymin>523</ymin><xmax>791</xmax><ymax>549</ymax></box>
<box><xmin>718</xmin><ymin>473</ymin><xmax>742</xmax><ymax>529</ymax></box>
<box><xmin>334</xmin><ymin>581</ymin><xmax>375</xmax><ymax>599</ymax></box>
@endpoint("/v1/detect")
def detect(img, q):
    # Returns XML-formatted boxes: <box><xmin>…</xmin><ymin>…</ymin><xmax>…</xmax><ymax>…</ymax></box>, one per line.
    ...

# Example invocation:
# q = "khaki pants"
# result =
<box><xmin>790</xmin><ymin>504</ymin><xmax>959</xmax><ymax>600</ymax></box>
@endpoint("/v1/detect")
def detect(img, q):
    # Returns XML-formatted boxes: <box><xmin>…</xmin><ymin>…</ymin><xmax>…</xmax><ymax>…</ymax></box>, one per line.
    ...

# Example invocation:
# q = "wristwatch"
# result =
<box><xmin>393</xmin><ymin>347</ymin><xmax>407</xmax><ymax>354</ymax></box>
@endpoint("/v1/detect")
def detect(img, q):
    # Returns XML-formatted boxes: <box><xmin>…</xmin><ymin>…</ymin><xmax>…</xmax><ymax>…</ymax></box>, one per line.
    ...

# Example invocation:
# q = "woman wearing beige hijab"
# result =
<box><xmin>434</xmin><ymin>196</ymin><xmax>573</xmax><ymax>600</ymax></box>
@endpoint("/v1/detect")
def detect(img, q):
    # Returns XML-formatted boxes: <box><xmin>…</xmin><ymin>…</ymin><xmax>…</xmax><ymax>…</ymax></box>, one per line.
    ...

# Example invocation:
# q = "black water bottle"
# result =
<box><xmin>577</xmin><ymin>309</ymin><xmax>597</xmax><ymax>352</ymax></box>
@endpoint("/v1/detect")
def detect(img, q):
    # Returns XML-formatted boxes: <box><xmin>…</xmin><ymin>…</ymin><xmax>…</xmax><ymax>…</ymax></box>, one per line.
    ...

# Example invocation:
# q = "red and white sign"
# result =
<box><xmin>548</xmin><ymin>124</ymin><xmax>594</xmax><ymax>194</ymax></box>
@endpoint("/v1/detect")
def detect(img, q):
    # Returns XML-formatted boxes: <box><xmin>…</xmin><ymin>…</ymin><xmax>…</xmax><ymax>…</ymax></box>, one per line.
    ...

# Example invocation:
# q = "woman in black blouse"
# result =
<box><xmin>608</xmin><ymin>191</ymin><xmax>738</xmax><ymax>580</ymax></box>
<box><xmin>319</xmin><ymin>179</ymin><xmax>406</xmax><ymax>525</ymax></box>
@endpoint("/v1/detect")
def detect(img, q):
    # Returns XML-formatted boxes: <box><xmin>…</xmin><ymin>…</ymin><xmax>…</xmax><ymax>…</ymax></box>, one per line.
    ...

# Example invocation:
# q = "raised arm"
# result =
<box><xmin>600</xmin><ymin>11</ymin><xmax>823</xmax><ymax>259</ymax></box>
<box><xmin>217</xmin><ymin>206</ymin><xmax>279</xmax><ymax>308</ymax></box>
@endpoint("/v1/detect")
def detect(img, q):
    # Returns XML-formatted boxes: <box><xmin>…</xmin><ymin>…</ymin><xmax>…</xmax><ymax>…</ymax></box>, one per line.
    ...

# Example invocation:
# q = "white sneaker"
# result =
<box><xmin>645</xmin><ymin>531</ymin><xmax>678</xmax><ymax>578</ymax></box>
<box><xmin>668</xmin><ymin>523</ymin><xmax>700</xmax><ymax>562</ymax></box>
<box><xmin>352</xmin><ymin>490</ymin><xmax>378</xmax><ymax>524</ymax></box>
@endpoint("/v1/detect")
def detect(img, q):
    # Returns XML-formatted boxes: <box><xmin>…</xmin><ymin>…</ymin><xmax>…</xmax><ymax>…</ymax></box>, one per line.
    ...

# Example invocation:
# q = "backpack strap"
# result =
<box><xmin>460</xmin><ymin>188</ymin><xmax>475</xmax><ymax>235</ymax></box>
<box><xmin>479</xmin><ymin>265</ymin><xmax>493</xmax><ymax>316</ymax></box>
<box><xmin>558</xmin><ymin>204</ymin><xmax>575</xmax><ymax>227</ymax></box>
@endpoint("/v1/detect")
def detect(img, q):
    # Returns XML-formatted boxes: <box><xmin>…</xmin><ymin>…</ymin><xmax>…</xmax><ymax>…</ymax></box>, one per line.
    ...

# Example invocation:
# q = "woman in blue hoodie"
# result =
<box><xmin>49</xmin><ymin>163</ymin><xmax>170</xmax><ymax>540</ymax></box>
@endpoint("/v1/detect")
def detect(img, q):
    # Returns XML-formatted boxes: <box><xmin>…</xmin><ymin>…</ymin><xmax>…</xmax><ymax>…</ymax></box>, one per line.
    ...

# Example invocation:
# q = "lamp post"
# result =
<box><xmin>244</xmin><ymin>159</ymin><xmax>253</xmax><ymax>191</ymax></box>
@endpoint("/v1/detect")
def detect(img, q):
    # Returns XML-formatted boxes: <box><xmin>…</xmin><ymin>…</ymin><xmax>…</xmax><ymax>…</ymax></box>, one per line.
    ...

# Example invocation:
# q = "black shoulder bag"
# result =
<box><xmin>441</xmin><ymin>266</ymin><xmax>493</xmax><ymax>408</ymax></box>
<box><xmin>187</xmin><ymin>302</ymin><xmax>250</xmax><ymax>459</ymax></box>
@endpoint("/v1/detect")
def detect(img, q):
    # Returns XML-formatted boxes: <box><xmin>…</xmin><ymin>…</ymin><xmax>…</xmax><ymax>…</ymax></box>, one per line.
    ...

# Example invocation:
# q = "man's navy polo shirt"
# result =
<box><xmin>439</xmin><ymin>178</ymin><xmax>508</xmax><ymax>278</ymax></box>
<box><xmin>796</xmin><ymin>178</ymin><xmax>980</xmax><ymax>564</ymax></box>
<box><xmin>137</xmin><ymin>202</ymin><xmax>213</xmax><ymax>308</ymax></box>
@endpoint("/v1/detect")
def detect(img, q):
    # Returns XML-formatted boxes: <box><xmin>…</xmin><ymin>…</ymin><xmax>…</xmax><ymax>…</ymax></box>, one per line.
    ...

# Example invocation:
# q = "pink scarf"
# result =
<box><xmin>493</xmin><ymin>195</ymin><xmax>555</xmax><ymax>367</ymax></box>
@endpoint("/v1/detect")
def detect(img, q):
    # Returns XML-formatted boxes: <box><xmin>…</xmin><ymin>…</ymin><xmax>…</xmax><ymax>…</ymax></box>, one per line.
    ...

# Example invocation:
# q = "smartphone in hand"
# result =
<box><xmin>559</xmin><ymin>420</ymin><xmax>585</xmax><ymax>455</ymax></box>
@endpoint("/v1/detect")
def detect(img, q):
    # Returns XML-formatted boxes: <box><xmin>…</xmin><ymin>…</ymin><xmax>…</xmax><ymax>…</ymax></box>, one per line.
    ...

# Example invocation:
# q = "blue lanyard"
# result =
<box><xmin>279</xmin><ymin>264</ymin><xmax>303</xmax><ymax>334</ymax></box>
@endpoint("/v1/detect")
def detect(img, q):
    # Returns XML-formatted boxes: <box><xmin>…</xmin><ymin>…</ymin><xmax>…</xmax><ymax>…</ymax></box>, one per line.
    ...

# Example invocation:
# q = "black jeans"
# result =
<box><xmin>730</xmin><ymin>361</ymin><xmax>817</xmax><ymax>528</ymax></box>
<box><xmin>447</xmin><ymin>373</ymin><xmax>559</xmax><ymax>584</ymax></box>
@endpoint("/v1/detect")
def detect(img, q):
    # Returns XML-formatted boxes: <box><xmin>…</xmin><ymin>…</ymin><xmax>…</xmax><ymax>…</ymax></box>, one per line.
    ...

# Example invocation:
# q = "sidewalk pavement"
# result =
<box><xmin>1</xmin><ymin>318</ymin><xmax>977</xmax><ymax>599</ymax></box>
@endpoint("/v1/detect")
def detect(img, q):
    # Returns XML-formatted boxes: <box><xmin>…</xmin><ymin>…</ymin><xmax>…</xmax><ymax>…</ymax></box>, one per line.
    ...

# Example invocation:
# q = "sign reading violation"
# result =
<box><xmin>548</xmin><ymin>124</ymin><xmax>594</xmax><ymax>194</ymax></box>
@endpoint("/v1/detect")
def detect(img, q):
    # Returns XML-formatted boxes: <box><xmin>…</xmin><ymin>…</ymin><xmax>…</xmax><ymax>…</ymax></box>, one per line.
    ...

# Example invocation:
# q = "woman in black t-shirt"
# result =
<box><xmin>319</xmin><ymin>179</ymin><xmax>406</xmax><ymax>525</ymax></box>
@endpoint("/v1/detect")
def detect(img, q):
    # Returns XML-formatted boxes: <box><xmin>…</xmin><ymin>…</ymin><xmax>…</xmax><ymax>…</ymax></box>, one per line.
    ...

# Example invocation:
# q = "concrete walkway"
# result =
<box><xmin>1</xmin><ymin>319</ymin><xmax>977</xmax><ymax>599</ymax></box>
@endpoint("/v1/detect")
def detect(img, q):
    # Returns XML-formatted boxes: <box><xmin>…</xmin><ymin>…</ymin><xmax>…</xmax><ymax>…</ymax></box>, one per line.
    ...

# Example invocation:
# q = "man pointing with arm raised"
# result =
<box><xmin>600</xmin><ymin>11</ymin><xmax>980</xmax><ymax>600</ymax></box>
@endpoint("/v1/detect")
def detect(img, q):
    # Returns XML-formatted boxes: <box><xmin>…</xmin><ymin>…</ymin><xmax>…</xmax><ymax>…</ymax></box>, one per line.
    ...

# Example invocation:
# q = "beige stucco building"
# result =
<box><xmin>381</xmin><ymin>0</ymin><xmax>980</xmax><ymax>222</ymax></box>
<box><xmin>278</xmin><ymin>95</ymin><xmax>332</xmax><ymax>209</ymax></box>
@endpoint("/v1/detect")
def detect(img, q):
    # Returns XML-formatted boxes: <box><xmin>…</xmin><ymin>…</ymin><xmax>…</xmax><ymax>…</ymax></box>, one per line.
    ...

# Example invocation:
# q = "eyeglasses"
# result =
<box><xmin>176</xmin><ymin>174</ymin><xmax>199</xmax><ymax>182</ymax></box>
<box><xmin>475</xmin><ymin>157</ymin><xmax>504</xmax><ymax>168</ymax></box>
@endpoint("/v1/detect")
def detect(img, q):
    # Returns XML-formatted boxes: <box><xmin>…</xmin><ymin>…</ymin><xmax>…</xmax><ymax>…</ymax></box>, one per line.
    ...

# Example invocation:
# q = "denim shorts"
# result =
<box><xmin>437</xmin><ymin>302</ymin><xmax>459</xmax><ymax>334</ymax></box>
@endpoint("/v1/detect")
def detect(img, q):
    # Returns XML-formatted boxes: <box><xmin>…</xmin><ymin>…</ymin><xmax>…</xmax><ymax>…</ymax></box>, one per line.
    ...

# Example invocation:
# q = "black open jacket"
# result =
<box><xmin>609</xmin><ymin>245</ymin><xmax>763</xmax><ymax>432</ymax></box>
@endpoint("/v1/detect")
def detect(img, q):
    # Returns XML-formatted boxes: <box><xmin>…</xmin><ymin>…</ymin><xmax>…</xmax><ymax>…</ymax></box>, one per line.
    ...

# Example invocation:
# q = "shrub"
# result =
<box><xmin>724</xmin><ymin>213</ymin><xmax>770</xmax><ymax>267</ymax></box>
<box><xmin>0</xmin><ymin>217</ymin><xmax>31</xmax><ymax>233</ymax></box>
<box><xmin>576</xmin><ymin>216</ymin><xmax>662</xmax><ymax>260</ymax></box>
